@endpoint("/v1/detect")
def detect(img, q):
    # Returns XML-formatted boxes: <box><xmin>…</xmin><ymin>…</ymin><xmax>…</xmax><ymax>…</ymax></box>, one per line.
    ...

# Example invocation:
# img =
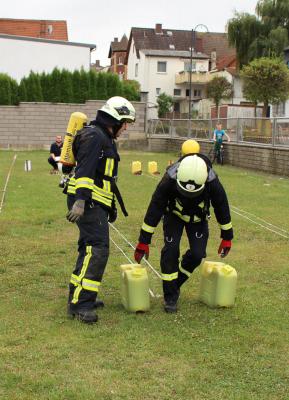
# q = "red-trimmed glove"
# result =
<box><xmin>218</xmin><ymin>240</ymin><xmax>232</xmax><ymax>258</ymax></box>
<box><xmin>134</xmin><ymin>243</ymin><xmax>149</xmax><ymax>263</ymax></box>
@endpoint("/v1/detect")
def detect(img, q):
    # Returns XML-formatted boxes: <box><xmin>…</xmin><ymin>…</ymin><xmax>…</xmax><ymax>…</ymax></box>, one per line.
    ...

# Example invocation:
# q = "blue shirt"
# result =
<box><xmin>214</xmin><ymin>129</ymin><xmax>225</xmax><ymax>143</ymax></box>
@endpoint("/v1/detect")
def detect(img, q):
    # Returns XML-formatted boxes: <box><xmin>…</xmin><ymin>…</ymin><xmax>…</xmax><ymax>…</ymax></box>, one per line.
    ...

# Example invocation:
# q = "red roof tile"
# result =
<box><xmin>0</xmin><ymin>18</ymin><xmax>68</xmax><ymax>41</ymax></box>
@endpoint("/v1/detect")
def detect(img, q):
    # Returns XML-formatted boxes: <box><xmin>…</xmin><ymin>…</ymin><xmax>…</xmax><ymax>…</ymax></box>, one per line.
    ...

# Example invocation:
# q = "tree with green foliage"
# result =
<box><xmin>121</xmin><ymin>80</ymin><xmax>140</xmax><ymax>101</ymax></box>
<box><xmin>96</xmin><ymin>72</ymin><xmax>108</xmax><ymax>100</ymax></box>
<box><xmin>18</xmin><ymin>79</ymin><xmax>27</xmax><ymax>102</ymax></box>
<box><xmin>25</xmin><ymin>72</ymin><xmax>43</xmax><ymax>102</ymax></box>
<box><xmin>206</xmin><ymin>76</ymin><xmax>233</xmax><ymax>119</ymax></box>
<box><xmin>157</xmin><ymin>92</ymin><xmax>173</xmax><ymax>118</ymax></box>
<box><xmin>0</xmin><ymin>74</ymin><xmax>12</xmax><ymax>105</ymax></box>
<box><xmin>241</xmin><ymin>57</ymin><xmax>289</xmax><ymax>117</ymax></box>
<box><xmin>59</xmin><ymin>69</ymin><xmax>73</xmax><ymax>103</ymax></box>
<box><xmin>228</xmin><ymin>1</ymin><xmax>289</xmax><ymax>67</ymax></box>
<box><xmin>88</xmin><ymin>70</ymin><xmax>98</xmax><ymax>99</ymax></box>
<box><xmin>228</xmin><ymin>12</ymin><xmax>262</xmax><ymax>67</ymax></box>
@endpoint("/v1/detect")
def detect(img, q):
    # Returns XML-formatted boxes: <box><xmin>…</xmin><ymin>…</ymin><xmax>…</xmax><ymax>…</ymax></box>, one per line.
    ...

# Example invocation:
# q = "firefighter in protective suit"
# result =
<box><xmin>66</xmin><ymin>96</ymin><xmax>136</xmax><ymax>323</ymax></box>
<box><xmin>134</xmin><ymin>154</ymin><xmax>233</xmax><ymax>313</ymax></box>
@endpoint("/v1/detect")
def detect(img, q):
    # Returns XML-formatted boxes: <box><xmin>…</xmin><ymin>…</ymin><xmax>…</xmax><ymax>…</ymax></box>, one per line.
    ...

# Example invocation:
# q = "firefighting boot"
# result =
<box><xmin>68</xmin><ymin>306</ymin><xmax>98</xmax><ymax>324</ymax></box>
<box><xmin>94</xmin><ymin>298</ymin><xmax>104</xmax><ymax>309</ymax></box>
<box><xmin>164</xmin><ymin>300</ymin><xmax>178</xmax><ymax>313</ymax></box>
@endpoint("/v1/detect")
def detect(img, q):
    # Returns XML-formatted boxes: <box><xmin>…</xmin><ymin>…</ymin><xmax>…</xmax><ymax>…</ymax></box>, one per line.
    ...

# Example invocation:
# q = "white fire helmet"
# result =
<box><xmin>101</xmin><ymin>96</ymin><xmax>136</xmax><ymax>123</ymax></box>
<box><xmin>176</xmin><ymin>155</ymin><xmax>208</xmax><ymax>198</ymax></box>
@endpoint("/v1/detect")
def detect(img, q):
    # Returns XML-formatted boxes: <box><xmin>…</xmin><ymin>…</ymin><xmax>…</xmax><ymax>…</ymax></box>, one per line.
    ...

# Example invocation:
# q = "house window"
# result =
<box><xmin>174</xmin><ymin>89</ymin><xmax>181</xmax><ymax>96</ymax></box>
<box><xmin>194</xmin><ymin>89</ymin><xmax>201</xmax><ymax>97</ymax></box>
<box><xmin>157</xmin><ymin>61</ymin><xmax>167</xmax><ymax>73</ymax></box>
<box><xmin>118</xmin><ymin>56</ymin><xmax>123</xmax><ymax>65</ymax></box>
<box><xmin>186</xmin><ymin>89</ymin><xmax>190</xmax><ymax>97</ymax></box>
<box><xmin>135</xmin><ymin>63</ymin><xmax>138</xmax><ymax>77</ymax></box>
<box><xmin>184</xmin><ymin>61</ymin><xmax>196</xmax><ymax>72</ymax></box>
<box><xmin>169</xmin><ymin>44</ymin><xmax>175</xmax><ymax>50</ymax></box>
<box><xmin>156</xmin><ymin>88</ymin><xmax>161</xmax><ymax>96</ymax></box>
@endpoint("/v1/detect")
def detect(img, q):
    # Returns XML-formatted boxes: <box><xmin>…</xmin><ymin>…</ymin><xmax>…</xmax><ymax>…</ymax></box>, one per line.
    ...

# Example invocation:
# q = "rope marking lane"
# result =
<box><xmin>109</xmin><ymin>222</ymin><xmax>162</xmax><ymax>280</ymax></box>
<box><xmin>231</xmin><ymin>205</ymin><xmax>289</xmax><ymax>235</ymax></box>
<box><xmin>109</xmin><ymin>234</ymin><xmax>157</xmax><ymax>298</ymax></box>
<box><xmin>0</xmin><ymin>154</ymin><xmax>17</xmax><ymax>213</ymax></box>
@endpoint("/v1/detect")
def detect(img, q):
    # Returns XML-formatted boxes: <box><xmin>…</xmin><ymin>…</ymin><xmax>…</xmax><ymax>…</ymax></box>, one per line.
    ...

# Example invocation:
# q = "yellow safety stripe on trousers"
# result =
<box><xmin>92</xmin><ymin>184</ymin><xmax>113</xmax><ymax>199</ymax></box>
<box><xmin>162</xmin><ymin>272</ymin><xmax>178</xmax><ymax>281</ymax></box>
<box><xmin>67</xmin><ymin>177</ymin><xmax>76</xmax><ymax>194</ymax></box>
<box><xmin>219</xmin><ymin>222</ymin><xmax>233</xmax><ymax>230</ymax></box>
<box><xmin>179</xmin><ymin>265</ymin><xmax>191</xmax><ymax>278</ymax></box>
<box><xmin>82</xmin><ymin>278</ymin><xmax>101</xmax><ymax>292</ymax></box>
<box><xmin>141</xmin><ymin>222</ymin><xmax>155</xmax><ymax>234</ymax></box>
<box><xmin>104</xmin><ymin>158</ymin><xmax>114</xmax><ymax>177</ymax></box>
<box><xmin>91</xmin><ymin>192</ymin><xmax>112</xmax><ymax>207</ymax></box>
<box><xmin>75</xmin><ymin>177</ymin><xmax>94</xmax><ymax>190</ymax></box>
<box><xmin>70</xmin><ymin>273</ymin><xmax>81</xmax><ymax>286</ymax></box>
<box><xmin>71</xmin><ymin>246</ymin><xmax>92</xmax><ymax>304</ymax></box>
<box><xmin>103</xmin><ymin>179</ymin><xmax>111</xmax><ymax>193</ymax></box>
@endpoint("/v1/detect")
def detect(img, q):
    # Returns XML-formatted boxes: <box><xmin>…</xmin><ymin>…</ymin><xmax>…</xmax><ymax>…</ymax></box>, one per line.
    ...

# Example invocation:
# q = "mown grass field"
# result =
<box><xmin>0</xmin><ymin>149</ymin><xmax>288</xmax><ymax>400</ymax></box>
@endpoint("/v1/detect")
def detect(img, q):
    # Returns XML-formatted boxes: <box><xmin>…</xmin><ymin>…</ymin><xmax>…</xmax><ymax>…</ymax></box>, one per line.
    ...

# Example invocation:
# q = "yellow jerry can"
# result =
<box><xmin>131</xmin><ymin>161</ymin><xmax>142</xmax><ymax>175</ymax></box>
<box><xmin>120</xmin><ymin>264</ymin><xmax>150</xmax><ymax>312</ymax></box>
<box><xmin>148</xmin><ymin>161</ymin><xmax>159</xmax><ymax>175</ymax></box>
<box><xmin>199</xmin><ymin>261</ymin><xmax>237</xmax><ymax>307</ymax></box>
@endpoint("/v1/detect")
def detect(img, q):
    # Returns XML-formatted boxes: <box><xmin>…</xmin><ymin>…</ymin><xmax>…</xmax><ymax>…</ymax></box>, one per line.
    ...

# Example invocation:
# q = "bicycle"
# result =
<box><xmin>208</xmin><ymin>141</ymin><xmax>224</xmax><ymax>165</ymax></box>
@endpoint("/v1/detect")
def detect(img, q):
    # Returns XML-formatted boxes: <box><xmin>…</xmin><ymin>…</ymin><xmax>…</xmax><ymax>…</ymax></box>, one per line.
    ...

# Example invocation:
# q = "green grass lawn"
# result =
<box><xmin>0</xmin><ymin>150</ymin><xmax>288</xmax><ymax>400</ymax></box>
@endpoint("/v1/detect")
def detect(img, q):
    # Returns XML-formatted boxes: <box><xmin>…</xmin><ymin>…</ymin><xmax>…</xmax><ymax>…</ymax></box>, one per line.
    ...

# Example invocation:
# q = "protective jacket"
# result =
<box><xmin>66</xmin><ymin>118</ymin><xmax>120</xmax><ymax>211</ymax></box>
<box><xmin>139</xmin><ymin>155</ymin><xmax>233</xmax><ymax>244</ymax></box>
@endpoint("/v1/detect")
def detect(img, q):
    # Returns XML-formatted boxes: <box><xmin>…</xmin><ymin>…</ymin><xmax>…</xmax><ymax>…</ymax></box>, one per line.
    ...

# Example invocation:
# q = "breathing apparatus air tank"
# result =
<box><xmin>60</xmin><ymin>112</ymin><xmax>88</xmax><ymax>167</ymax></box>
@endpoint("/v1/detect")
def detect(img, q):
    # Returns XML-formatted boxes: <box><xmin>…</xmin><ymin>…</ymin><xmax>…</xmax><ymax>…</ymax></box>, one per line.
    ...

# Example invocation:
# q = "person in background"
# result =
<box><xmin>134</xmin><ymin>153</ymin><xmax>233</xmax><ymax>313</ymax></box>
<box><xmin>66</xmin><ymin>97</ymin><xmax>136</xmax><ymax>324</ymax></box>
<box><xmin>48</xmin><ymin>135</ymin><xmax>63</xmax><ymax>174</ymax></box>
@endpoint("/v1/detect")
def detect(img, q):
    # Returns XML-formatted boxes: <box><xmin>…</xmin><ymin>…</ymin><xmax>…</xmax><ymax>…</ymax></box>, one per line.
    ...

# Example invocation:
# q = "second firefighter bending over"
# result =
<box><xmin>134</xmin><ymin>154</ymin><xmax>233</xmax><ymax>313</ymax></box>
<box><xmin>66</xmin><ymin>96</ymin><xmax>136</xmax><ymax>324</ymax></box>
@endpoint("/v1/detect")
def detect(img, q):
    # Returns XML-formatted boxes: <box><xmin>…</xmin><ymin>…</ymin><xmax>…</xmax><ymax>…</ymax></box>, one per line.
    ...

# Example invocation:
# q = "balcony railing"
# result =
<box><xmin>175</xmin><ymin>71</ymin><xmax>211</xmax><ymax>85</ymax></box>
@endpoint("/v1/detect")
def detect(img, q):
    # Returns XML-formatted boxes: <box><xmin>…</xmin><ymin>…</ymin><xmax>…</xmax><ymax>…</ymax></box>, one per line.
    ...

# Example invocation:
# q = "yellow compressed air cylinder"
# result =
<box><xmin>148</xmin><ymin>161</ymin><xmax>159</xmax><ymax>175</ymax></box>
<box><xmin>199</xmin><ymin>261</ymin><xmax>237</xmax><ymax>307</ymax></box>
<box><xmin>120</xmin><ymin>264</ymin><xmax>150</xmax><ymax>312</ymax></box>
<box><xmin>131</xmin><ymin>161</ymin><xmax>142</xmax><ymax>175</ymax></box>
<box><xmin>60</xmin><ymin>112</ymin><xmax>88</xmax><ymax>166</ymax></box>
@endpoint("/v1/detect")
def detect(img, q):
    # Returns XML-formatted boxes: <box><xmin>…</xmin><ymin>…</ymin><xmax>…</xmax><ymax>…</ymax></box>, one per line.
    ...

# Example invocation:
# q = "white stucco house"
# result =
<box><xmin>125</xmin><ymin>24</ymin><xmax>236</xmax><ymax>119</ymax></box>
<box><xmin>0</xmin><ymin>34</ymin><xmax>96</xmax><ymax>82</ymax></box>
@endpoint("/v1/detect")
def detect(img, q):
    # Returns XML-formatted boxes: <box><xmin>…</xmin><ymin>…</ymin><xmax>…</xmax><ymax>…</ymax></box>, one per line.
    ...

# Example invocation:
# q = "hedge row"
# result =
<box><xmin>0</xmin><ymin>69</ymin><xmax>140</xmax><ymax>105</ymax></box>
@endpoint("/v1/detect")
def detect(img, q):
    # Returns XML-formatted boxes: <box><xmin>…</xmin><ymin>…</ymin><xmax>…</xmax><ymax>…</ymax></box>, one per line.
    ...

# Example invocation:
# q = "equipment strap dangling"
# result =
<box><xmin>111</xmin><ymin>181</ymin><xmax>128</xmax><ymax>217</ymax></box>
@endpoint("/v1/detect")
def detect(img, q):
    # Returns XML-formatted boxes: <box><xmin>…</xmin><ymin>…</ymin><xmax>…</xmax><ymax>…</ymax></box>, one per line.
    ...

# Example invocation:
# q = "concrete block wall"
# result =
<box><xmin>0</xmin><ymin>100</ymin><xmax>145</xmax><ymax>149</ymax></box>
<box><xmin>147</xmin><ymin>137</ymin><xmax>289</xmax><ymax>177</ymax></box>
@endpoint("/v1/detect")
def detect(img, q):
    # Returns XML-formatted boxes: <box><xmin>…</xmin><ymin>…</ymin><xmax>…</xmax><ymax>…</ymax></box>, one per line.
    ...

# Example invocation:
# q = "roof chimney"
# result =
<box><xmin>114</xmin><ymin>37</ymin><xmax>118</xmax><ymax>42</ymax></box>
<box><xmin>155</xmin><ymin>23</ymin><xmax>162</xmax><ymax>34</ymax></box>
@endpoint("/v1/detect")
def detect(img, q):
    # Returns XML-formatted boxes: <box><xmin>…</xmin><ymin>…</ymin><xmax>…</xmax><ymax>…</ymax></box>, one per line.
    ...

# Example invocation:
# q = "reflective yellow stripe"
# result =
<box><xmin>91</xmin><ymin>193</ymin><xmax>112</xmax><ymax>207</ymax></box>
<box><xmin>179</xmin><ymin>265</ymin><xmax>191</xmax><ymax>278</ymax></box>
<box><xmin>162</xmin><ymin>272</ymin><xmax>178</xmax><ymax>281</ymax></box>
<box><xmin>70</xmin><ymin>274</ymin><xmax>81</xmax><ymax>286</ymax></box>
<box><xmin>71</xmin><ymin>246</ymin><xmax>92</xmax><ymax>304</ymax></box>
<box><xmin>82</xmin><ymin>278</ymin><xmax>101</xmax><ymax>292</ymax></box>
<box><xmin>105</xmin><ymin>158</ymin><xmax>114</xmax><ymax>177</ymax></box>
<box><xmin>219</xmin><ymin>222</ymin><xmax>233</xmax><ymax>230</ymax></box>
<box><xmin>67</xmin><ymin>186</ymin><xmax>76</xmax><ymax>194</ymax></box>
<box><xmin>75</xmin><ymin>177</ymin><xmax>94</xmax><ymax>190</ymax></box>
<box><xmin>103</xmin><ymin>180</ymin><xmax>111</xmax><ymax>193</ymax></box>
<box><xmin>93</xmin><ymin>184</ymin><xmax>113</xmax><ymax>199</ymax></box>
<box><xmin>172</xmin><ymin>210</ymin><xmax>190</xmax><ymax>223</ymax></box>
<box><xmin>141</xmin><ymin>222</ymin><xmax>155</xmax><ymax>234</ymax></box>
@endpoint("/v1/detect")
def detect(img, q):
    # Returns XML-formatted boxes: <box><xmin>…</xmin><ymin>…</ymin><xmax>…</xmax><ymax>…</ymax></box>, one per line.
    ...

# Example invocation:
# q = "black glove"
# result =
<box><xmin>108</xmin><ymin>207</ymin><xmax>117</xmax><ymax>223</ymax></box>
<box><xmin>66</xmin><ymin>199</ymin><xmax>85</xmax><ymax>223</ymax></box>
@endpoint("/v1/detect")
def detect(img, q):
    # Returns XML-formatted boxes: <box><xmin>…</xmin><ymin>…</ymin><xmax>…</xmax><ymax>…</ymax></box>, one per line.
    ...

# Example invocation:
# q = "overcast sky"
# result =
<box><xmin>3</xmin><ymin>0</ymin><xmax>258</xmax><ymax>66</ymax></box>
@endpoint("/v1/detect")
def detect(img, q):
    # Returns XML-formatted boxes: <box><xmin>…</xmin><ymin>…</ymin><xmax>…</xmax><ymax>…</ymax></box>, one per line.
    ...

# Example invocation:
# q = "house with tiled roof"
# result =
<box><xmin>0</xmin><ymin>18</ymin><xmax>68</xmax><ymax>41</ymax></box>
<box><xmin>108</xmin><ymin>35</ymin><xmax>128</xmax><ymax>79</ymax></box>
<box><xmin>125</xmin><ymin>23</ymin><xmax>236</xmax><ymax>118</ymax></box>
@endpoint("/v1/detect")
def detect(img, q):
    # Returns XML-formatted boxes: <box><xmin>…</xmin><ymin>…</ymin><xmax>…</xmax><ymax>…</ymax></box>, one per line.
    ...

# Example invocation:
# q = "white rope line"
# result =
<box><xmin>0</xmin><ymin>154</ymin><xmax>17</xmax><ymax>214</ymax></box>
<box><xmin>231</xmin><ymin>205</ymin><xmax>289</xmax><ymax>235</ymax></box>
<box><xmin>109</xmin><ymin>222</ymin><xmax>162</xmax><ymax>280</ymax></box>
<box><xmin>109</xmin><ymin>235</ymin><xmax>156</xmax><ymax>298</ymax></box>
<box><xmin>231</xmin><ymin>208</ymin><xmax>289</xmax><ymax>239</ymax></box>
<box><xmin>139</xmin><ymin>171</ymin><xmax>289</xmax><ymax>239</ymax></box>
